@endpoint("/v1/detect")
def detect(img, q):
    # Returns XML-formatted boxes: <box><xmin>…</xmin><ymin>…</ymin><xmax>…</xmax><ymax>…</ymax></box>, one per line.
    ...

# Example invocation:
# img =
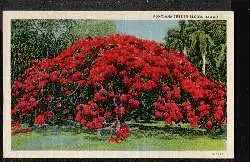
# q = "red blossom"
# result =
<box><xmin>128</xmin><ymin>99</ymin><xmax>140</xmax><ymax>109</ymax></box>
<box><xmin>114</xmin><ymin>107</ymin><xmax>126</xmax><ymax>117</ymax></box>
<box><xmin>119</xmin><ymin>70</ymin><xmax>127</xmax><ymax>78</ymax></box>
<box><xmin>205</xmin><ymin>120</ymin><xmax>213</xmax><ymax>129</ymax></box>
<box><xmin>155</xmin><ymin>111</ymin><xmax>163</xmax><ymax>119</ymax></box>
<box><xmin>120</xmin><ymin>94</ymin><xmax>129</xmax><ymax>104</ymax></box>
<box><xmin>34</xmin><ymin>114</ymin><xmax>45</xmax><ymax>125</ymax></box>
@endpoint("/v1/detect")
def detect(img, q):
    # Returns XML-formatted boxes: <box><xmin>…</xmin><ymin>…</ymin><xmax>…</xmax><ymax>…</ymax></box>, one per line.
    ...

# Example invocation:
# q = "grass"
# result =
<box><xmin>12</xmin><ymin>121</ymin><xmax>226</xmax><ymax>151</ymax></box>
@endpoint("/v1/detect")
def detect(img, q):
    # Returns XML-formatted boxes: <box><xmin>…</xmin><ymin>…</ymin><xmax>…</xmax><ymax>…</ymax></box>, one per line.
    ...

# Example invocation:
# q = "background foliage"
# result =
<box><xmin>11</xmin><ymin>19</ymin><xmax>117</xmax><ymax>81</ymax></box>
<box><xmin>164</xmin><ymin>20</ymin><xmax>227</xmax><ymax>83</ymax></box>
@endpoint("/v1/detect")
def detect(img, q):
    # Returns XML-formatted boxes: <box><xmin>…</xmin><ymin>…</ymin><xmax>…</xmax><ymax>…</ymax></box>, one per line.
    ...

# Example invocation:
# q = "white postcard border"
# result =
<box><xmin>3</xmin><ymin>11</ymin><xmax>234</xmax><ymax>159</ymax></box>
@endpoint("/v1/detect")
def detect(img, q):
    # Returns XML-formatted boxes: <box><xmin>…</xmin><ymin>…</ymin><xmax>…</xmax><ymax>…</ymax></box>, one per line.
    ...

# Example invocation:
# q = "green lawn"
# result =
<box><xmin>12</xmin><ymin>122</ymin><xmax>226</xmax><ymax>151</ymax></box>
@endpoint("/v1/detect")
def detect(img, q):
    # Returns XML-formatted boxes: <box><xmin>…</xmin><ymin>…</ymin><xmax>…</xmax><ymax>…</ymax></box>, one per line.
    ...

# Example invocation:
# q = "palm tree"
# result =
<box><xmin>164</xmin><ymin>20</ymin><xmax>227</xmax><ymax>82</ymax></box>
<box><xmin>189</xmin><ymin>30</ymin><xmax>215</xmax><ymax>75</ymax></box>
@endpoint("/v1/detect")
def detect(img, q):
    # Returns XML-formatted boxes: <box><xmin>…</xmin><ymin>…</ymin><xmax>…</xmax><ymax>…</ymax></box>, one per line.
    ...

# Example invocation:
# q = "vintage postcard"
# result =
<box><xmin>3</xmin><ymin>11</ymin><xmax>234</xmax><ymax>158</ymax></box>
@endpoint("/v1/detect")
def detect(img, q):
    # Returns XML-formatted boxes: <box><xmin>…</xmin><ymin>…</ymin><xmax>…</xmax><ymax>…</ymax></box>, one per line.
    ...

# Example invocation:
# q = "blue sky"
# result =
<box><xmin>115</xmin><ymin>20</ymin><xmax>179</xmax><ymax>42</ymax></box>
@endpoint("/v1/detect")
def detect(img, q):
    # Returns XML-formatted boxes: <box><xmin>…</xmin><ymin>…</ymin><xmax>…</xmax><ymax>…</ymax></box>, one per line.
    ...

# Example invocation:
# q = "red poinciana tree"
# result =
<box><xmin>11</xmin><ymin>34</ymin><xmax>226</xmax><ymax>142</ymax></box>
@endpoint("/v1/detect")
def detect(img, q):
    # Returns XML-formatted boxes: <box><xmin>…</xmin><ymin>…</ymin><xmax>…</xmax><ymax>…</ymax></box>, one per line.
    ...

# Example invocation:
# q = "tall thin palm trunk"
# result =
<box><xmin>201</xmin><ymin>52</ymin><xmax>206</xmax><ymax>75</ymax></box>
<box><xmin>183</xmin><ymin>46</ymin><xmax>187</xmax><ymax>56</ymax></box>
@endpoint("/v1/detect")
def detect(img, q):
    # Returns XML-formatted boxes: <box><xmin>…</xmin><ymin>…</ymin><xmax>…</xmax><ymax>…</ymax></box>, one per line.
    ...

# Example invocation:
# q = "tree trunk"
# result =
<box><xmin>183</xmin><ymin>46</ymin><xmax>187</xmax><ymax>56</ymax></box>
<box><xmin>202</xmin><ymin>52</ymin><xmax>206</xmax><ymax>75</ymax></box>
